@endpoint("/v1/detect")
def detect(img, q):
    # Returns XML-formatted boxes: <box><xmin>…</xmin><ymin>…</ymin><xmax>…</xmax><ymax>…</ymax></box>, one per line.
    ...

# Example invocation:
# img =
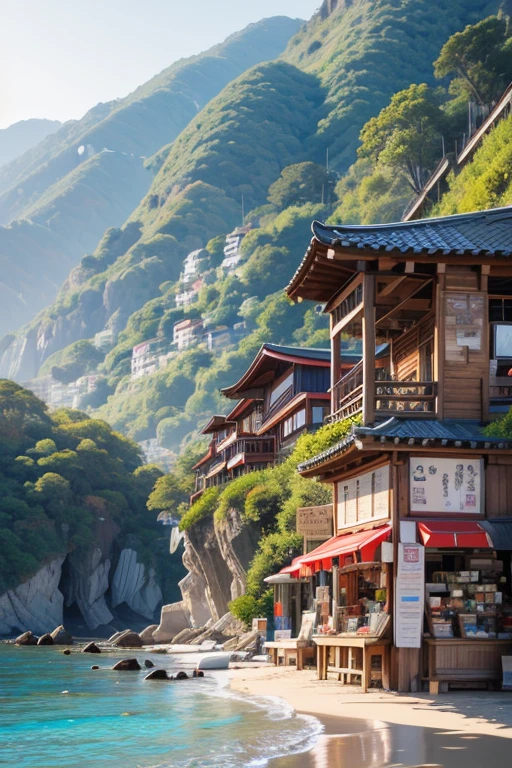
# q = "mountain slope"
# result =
<box><xmin>0</xmin><ymin>119</ymin><xmax>61</xmax><ymax>168</ymax></box>
<box><xmin>282</xmin><ymin>0</ymin><xmax>501</xmax><ymax>171</ymax></box>
<box><xmin>0</xmin><ymin>17</ymin><xmax>302</xmax><ymax>222</ymax></box>
<box><xmin>0</xmin><ymin>16</ymin><xmax>301</xmax><ymax>341</ymax></box>
<box><xmin>2</xmin><ymin>0</ymin><xmax>504</xmax><ymax>449</ymax></box>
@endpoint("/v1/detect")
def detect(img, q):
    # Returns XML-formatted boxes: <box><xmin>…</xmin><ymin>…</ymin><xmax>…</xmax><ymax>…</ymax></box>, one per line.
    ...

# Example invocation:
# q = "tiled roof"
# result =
<box><xmin>312</xmin><ymin>206</ymin><xmax>512</xmax><ymax>256</ymax></box>
<box><xmin>298</xmin><ymin>417</ymin><xmax>511</xmax><ymax>473</ymax></box>
<box><xmin>263</xmin><ymin>343</ymin><xmax>331</xmax><ymax>361</ymax></box>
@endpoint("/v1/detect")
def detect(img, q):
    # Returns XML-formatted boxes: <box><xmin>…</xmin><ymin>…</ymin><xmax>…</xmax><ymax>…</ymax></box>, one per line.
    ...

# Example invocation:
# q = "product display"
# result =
<box><xmin>426</xmin><ymin>567</ymin><xmax>512</xmax><ymax>640</ymax></box>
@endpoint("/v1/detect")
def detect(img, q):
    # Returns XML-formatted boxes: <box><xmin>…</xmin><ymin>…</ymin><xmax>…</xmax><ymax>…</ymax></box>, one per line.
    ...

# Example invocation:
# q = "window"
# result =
<box><xmin>282</xmin><ymin>409</ymin><xmax>306</xmax><ymax>438</ymax></box>
<box><xmin>312</xmin><ymin>406</ymin><xmax>327</xmax><ymax>424</ymax></box>
<box><xmin>242</xmin><ymin>416</ymin><xmax>252</xmax><ymax>433</ymax></box>
<box><xmin>270</xmin><ymin>372</ymin><xmax>293</xmax><ymax>406</ymax></box>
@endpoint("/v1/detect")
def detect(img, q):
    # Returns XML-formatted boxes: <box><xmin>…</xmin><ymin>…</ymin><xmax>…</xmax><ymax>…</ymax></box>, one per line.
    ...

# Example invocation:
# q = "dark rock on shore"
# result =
<box><xmin>144</xmin><ymin>659</ymin><xmax>155</xmax><ymax>668</ymax></box>
<box><xmin>15</xmin><ymin>631</ymin><xmax>38</xmax><ymax>645</ymax></box>
<box><xmin>193</xmin><ymin>669</ymin><xmax>205</xmax><ymax>678</ymax></box>
<box><xmin>82</xmin><ymin>642</ymin><xmax>101</xmax><ymax>654</ymax></box>
<box><xmin>37</xmin><ymin>633</ymin><xmax>54</xmax><ymax>645</ymax></box>
<box><xmin>175</xmin><ymin>670</ymin><xmax>189</xmax><ymax>680</ymax></box>
<box><xmin>51</xmin><ymin>625</ymin><xmax>73</xmax><ymax>645</ymax></box>
<box><xmin>144</xmin><ymin>668</ymin><xmax>169</xmax><ymax>680</ymax></box>
<box><xmin>112</xmin><ymin>658</ymin><xmax>141</xmax><ymax>671</ymax></box>
<box><xmin>110</xmin><ymin>629</ymin><xmax>143</xmax><ymax>648</ymax></box>
<box><xmin>91</xmin><ymin>665</ymin><xmax>100</xmax><ymax>670</ymax></box>
<box><xmin>63</xmin><ymin>649</ymin><xmax>71</xmax><ymax>655</ymax></box>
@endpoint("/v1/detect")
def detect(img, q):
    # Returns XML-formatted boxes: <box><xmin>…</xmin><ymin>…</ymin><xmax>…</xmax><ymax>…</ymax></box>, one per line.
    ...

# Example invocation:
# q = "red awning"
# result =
<box><xmin>417</xmin><ymin>521</ymin><xmax>493</xmax><ymax>549</ymax></box>
<box><xmin>280</xmin><ymin>524</ymin><xmax>392</xmax><ymax>577</ymax></box>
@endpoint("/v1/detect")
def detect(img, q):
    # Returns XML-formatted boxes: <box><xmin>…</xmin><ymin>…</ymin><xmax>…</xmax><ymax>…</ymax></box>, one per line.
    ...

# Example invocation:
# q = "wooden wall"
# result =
<box><xmin>392</xmin><ymin>314</ymin><xmax>434</xmax><ymax>381</ymax></box>
<box><xmin>486</xmin><ymin>457</ymin><xmax>512</xmax><ymax>517</ymax></box>
<box><xmin>441</xmin><ymin>267</ymin><xmax>488</xmax><ymax>420</ymax></box>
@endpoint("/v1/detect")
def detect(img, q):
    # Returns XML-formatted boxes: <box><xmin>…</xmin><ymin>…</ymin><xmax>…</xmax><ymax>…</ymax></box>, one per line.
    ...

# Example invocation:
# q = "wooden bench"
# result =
<box><xmin>314</xmin><ymin>635</ymin><xmax>390</xmax><ymax>693</ymax></box>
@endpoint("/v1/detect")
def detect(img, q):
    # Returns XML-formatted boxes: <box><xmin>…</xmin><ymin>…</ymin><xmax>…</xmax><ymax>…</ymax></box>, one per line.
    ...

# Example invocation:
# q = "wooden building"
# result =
<box><xmin>281</xmin><ymin>206</ymin><xmax>512</xmax><ymax>692</ymax></box>
<box><xmin>191</xmin><ymin>343</ymin><xmax>337</xmax><ymax>502</ymax></box>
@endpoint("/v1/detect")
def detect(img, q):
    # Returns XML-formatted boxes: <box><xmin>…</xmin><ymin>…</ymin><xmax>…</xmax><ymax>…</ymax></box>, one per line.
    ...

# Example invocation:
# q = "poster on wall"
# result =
<box><xmin>395</xmin><ymin>542</ymin><xmax>425</xmax><ymax>649</ymax></box>
<box><xmin>336</xmin><ymin>465</ymin><xmax>390</xmax><ymax>530</ymax></box>
<box><xmin>409</xmin><ymin>458</ymin><xmax>483</xmax><ymax>513</ymax></box>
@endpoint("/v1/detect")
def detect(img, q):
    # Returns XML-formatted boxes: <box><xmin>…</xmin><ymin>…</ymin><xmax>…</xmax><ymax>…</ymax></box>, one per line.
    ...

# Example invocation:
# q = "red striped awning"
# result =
<box><xmin>280</xmin><ymin>524</ymin><xmax>392</xmax><ymax>577</ymax></box>
<box><xmin>417</xmin><ymin>521</ymin><xmax>493</xmax><ymax>549</ymax></box>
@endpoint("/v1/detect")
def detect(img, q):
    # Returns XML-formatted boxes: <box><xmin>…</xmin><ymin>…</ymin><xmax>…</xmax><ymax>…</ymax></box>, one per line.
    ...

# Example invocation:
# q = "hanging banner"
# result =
<box><xmin>409</xmin><ymin>457</ymin><xmax>483</xmax><ymax>514</ymax></box>
<box><xmin>395</xmin><ymin>542</ymin><xmax>425</xmax><ymax>649</ymax></box>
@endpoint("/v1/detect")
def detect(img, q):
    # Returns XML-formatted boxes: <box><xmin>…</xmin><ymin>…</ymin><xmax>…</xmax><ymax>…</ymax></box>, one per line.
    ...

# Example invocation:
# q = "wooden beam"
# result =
<box><xmin>378</xmin><ymin>275</ymin><xmax>408</xmax><ymax>298</ymax></box>
<box><xmin>362</xmin><ymin>273</ymin><xmax>376</xmax><ymax>425</ymax></box>
<box><xmin>331</xmin><ymin>318</ymin><xmax>341</xmax><ymax>415</ymax></box>
<box><xmin>375</xmin><ymin>280</ymin><xmax>432</xmax><ymax>328</ymax></box>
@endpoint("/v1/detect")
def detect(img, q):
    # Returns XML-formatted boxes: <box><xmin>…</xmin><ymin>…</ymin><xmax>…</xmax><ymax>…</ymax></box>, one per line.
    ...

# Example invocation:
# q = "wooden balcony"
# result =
<box><xmin>227</xmin><ymin>437</ymin><xmax>276</xmax><ymax>470</ymax></box>
<box><xmin>328</xmin><ymin>365</ymin><xmax>437</xmax><ymax>423</ymax></box>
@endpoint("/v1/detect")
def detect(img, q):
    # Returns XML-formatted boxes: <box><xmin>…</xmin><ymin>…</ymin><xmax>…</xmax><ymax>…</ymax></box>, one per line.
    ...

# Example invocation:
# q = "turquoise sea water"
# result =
<box><xmin>0</xmin><ymin>645</ymin><xmax>319</xmax><ymax>768</ymax></box>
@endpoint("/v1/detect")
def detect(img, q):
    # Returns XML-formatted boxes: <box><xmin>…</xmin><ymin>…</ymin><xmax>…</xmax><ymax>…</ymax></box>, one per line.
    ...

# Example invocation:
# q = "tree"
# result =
<box><xmin>358</xmin><ymin>84</ymin><xmax>446</xmax><ymax>194</ymax></box>
<box><xmin>434</xmin><ymin>16</ymin><xmax>512</xmax><ymax>105</ymax></box>
<box><xmin>0</xmin><ymin>380</ymin><xmax>50</xmax><ymax>448</ymax></box>
<box><xmin>267</xmin><ymin>162</ymin><xmax>335</xmax><ymax>209</ymax></box>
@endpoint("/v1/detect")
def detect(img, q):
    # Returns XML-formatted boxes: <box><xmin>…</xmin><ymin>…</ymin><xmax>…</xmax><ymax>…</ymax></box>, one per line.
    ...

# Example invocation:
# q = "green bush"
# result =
<box><xmin>179</xmin><ymin>486</ymin><xmax>221</xmax><ymax>531</ymax></box>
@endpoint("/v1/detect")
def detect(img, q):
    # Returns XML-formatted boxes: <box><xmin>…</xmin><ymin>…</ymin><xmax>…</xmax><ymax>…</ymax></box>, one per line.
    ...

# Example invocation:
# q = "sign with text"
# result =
<box><xmin>336</xmin><ymin>465</ymin><xmax>390</xmax><ymax>531</ymax></box>
<box><xmin>409</xmin><ymin>457</ymin><xmax>483</xmax><ymax>514</ymax></box>
<box><xmin>296</xmin><ymin>505</ymin><xmax>333</xmax><ymax>537</ymax></box>
<box><xmin>395</xmin><ymin>542</ymin><xmax>425</xmax><ymax>649</ymax></box>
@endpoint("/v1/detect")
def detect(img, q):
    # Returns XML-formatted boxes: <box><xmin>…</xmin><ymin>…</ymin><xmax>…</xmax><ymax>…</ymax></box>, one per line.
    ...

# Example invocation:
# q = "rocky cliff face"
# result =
<box><xmin>0</xmin><ymin>525</ymin><xmax>164</xmax><ymax>635</ymax></box>
<box><xmin>154</xmin><ymin>508</ymin><xmax>260</xmax><ymax>641</ymax></box>
<box><xmin>0</xmin><ymin>557</ymin><xmax>65</xmax><ymax>635</ymax></box>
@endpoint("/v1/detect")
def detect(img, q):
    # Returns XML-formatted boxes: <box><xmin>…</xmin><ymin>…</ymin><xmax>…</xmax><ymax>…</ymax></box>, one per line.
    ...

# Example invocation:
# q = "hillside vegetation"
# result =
<box><xmin>0</xmin><ymin>380</ymin><xmax>171</xmax><ymax>594</ymax></box>
<box><xmin>0</xmin><ymin>17</ymin><xmax>300</xmax><ymax>339</ymax></box>
<box><xmin>1</xmin><ymin>2</ymin><xmax>507</xmax><ymax>458</ymax></box>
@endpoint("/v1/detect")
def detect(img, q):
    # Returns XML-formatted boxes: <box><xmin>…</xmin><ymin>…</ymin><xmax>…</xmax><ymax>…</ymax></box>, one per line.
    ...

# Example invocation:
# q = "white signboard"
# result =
<box><xmin>409</xmin><ymin>458</ymin><xmax>482</xmax><ymax>514</ymax></box>
<box><xmin>336</xmin><ymin>465</ymin><xmax>390</xmax><ymax>531</ymax></box>
<box><xmin>395</xmin><ymin>542</ymin><xmax>425</xmax><ymax>649</ymax></box>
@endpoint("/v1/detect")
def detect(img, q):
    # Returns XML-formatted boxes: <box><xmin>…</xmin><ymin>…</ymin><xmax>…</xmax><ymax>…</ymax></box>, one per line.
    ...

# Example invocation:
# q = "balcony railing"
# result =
<box><xmin>328</xmin><ymin>365</ymin><xmax>437</xmax><ymax>423</ymax></box>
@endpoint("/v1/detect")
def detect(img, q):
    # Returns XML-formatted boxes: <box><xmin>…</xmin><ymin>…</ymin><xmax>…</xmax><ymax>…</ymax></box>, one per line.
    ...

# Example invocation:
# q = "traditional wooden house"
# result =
<box><xmin>280</xmin><ymin>206</ymin><xmax>512</xmax><ymax>693</ymax></box>
<box><xmin>191</xmin><ymin>343</ymin><xmax>341</xmax><ymax>502</ymax></box>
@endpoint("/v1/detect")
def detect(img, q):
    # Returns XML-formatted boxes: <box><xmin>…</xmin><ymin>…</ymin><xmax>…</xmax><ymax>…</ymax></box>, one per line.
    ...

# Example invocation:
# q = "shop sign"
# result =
<box><xmin>336</xmin><ymin>464</ymin><xmax>390</xmax><ymax>531</ymax></box>
<box><xmin>296</xmin><ymin>505</ymin><xmax>333</xmax><ymax>537</ymax></box>
<box><xmin>409</xmin><ymin>457</ymin><xmax>483</xmax><ymax>514</ymax></box>
<box><xmin>395</xmin><ymin>542</ymin><xmax>425</xmax><ymax>648</ymax></box>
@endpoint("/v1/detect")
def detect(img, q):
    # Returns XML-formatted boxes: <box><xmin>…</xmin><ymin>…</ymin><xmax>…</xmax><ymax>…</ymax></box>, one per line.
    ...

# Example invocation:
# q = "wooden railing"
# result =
<box><xmin>328</xmin><ymin>366</ymin><xmax>437</xmax><ymax>423</ymax></box>
<box><xmin>327</xmin><ymin>365</ymin><xmax>364</xmax><ymax>423</ymax></box>
<box><xmin>375</xmin><ymin>381</ymin><xmax>437</xmax><ymax>416</ymax></box>
<box><xmin>232</xmin><ymin>437</ymin><xmax>275</xmax><ymax>455</ymax></box>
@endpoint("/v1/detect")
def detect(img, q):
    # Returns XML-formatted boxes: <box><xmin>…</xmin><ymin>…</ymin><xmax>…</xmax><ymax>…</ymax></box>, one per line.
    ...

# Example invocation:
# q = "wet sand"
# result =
<box><xmin>229</xmin><ymin>666</ymin><xmax>512</xmax><ymax>767</ymax></box>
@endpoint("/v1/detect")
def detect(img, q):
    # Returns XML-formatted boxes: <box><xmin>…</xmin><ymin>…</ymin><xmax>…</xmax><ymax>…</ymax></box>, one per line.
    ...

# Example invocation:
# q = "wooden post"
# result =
<box><xmin>434</xmin><ymin>265</ymin><xmax>446</xmax><ymax>419</ymax></box>
<box><xmin>481</xmin><ymin>265</ymin><xmax>490</xmax><ymax>421</ymax></box>
<box><xmin>330</xmin><ymin>314</ymin><xmax>341</xmax><ymax>415</ymax></box>
<box><xmin>362</xmin><ymin>273</ymin><xmax>376</xmax><ymax>425</ymax></box>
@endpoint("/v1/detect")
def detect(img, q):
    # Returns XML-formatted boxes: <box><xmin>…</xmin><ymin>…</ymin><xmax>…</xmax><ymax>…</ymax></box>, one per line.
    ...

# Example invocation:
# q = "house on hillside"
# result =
<box><xmin>220</xmin><ymin>226</ymin><xmax>251</xmax><ymax>272</ymax></box>
<box><xmin>191</xmin><ymin>344</ymin><xmax>342</xmax><ymax>502</ymax></box>
<box><xmin>131</xmin><ymin>338</ymin><xmax>162</xmax><ymax>379</ymax></box>
<box><xmin>175</xmin><ymin>279</ymin><xmax>204</xmax><ymax>308</ymax></box>
<box><xmin>181</xmin><ymin>248</ymin><xmax>208</xmax><ymax>285</ymax></box>
<box><xmin>272</xmin><ymin>206</ymin><xmax>512</xmax><ymax>693</ymax></box>
<box><xmin>172</xmin><ymin>318</ymin><xmax>204</xmax><ymax>351</ymax></box>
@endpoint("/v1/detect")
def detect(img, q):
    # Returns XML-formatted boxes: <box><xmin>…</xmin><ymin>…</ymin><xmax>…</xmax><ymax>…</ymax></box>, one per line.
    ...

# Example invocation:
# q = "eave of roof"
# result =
<box><xmin>221</xmin><ymin>343</ymin><xmax>330</xmax><ymax>400</ymax></box>
<box><xmin>297</xmin><ymin>417</ymin><xmax>512</xmax><ymax>474</ymax></box>
<box><xmin>287</xmin><ymin>205</ymin><xmax>512</xmax><ymax>301</ymax></box>
<box><xmin>201</xmin><ymin>415</ymin><xmax>234</xmax><ymax>435</ymax></box>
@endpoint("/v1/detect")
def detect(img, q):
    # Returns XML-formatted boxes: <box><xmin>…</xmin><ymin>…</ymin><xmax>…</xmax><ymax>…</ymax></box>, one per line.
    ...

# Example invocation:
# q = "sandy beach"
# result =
<box><xmin>230</xmin><ymin>666</ymin><xmax>512</xmax><ymax>767</ymax></box>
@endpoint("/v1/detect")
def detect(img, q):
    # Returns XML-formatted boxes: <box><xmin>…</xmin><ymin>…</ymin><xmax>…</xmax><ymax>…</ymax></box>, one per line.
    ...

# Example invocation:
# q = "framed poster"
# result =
<box><xmin>409</xmin><ymin>457</ymin><xmax>483</xmax><ymax>514</ymax></box>
<box><xmin>336</xmin><ymin>464</ymin><xmax>390</xmax><ymax>531</ymax></box>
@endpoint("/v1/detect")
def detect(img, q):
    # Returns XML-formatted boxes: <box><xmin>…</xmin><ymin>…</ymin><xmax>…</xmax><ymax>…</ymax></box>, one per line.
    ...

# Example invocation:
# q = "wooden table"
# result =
<box><xmin>313</xmin><ymin>635</ymin><xmax>390</xmax><ymax>693</ymax></box>
<box><xmin>425</xmin><ymin>637</ymin><xmax>512</xmax><ymax>693</ymax></box>
<box><xmin>264</xmin><ymin>641</ymin><xmax>315</xmax><ymax>670</ymax></box>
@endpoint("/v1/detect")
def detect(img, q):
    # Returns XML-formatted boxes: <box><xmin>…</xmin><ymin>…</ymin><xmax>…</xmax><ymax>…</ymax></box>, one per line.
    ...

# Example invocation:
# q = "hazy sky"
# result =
<box><xmin>1</xmin><ymin>0</ymin><xmax>320</xmax><ymax>129</ymax></box>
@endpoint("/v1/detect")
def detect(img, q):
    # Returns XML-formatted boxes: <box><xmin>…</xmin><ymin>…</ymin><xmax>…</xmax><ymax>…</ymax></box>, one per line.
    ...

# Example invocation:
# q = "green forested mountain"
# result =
<box><xmin>0</xmin><ymin>0</ymin><xmax>506</xmax><ymax>455</ymax></box>
<box><xmin>0</xmin><ymin>17</ymin><xmax>300</xmax><ymax>339</ymax></box>
<box><xmin>0</xmin><ymin>380</ymin><xmax>164</xmax><ymax>594</ymax></box>
<box><xmin>0</xmin><ymin>119</ymin><xmax>61</xmax><ymax>168</ymax></box>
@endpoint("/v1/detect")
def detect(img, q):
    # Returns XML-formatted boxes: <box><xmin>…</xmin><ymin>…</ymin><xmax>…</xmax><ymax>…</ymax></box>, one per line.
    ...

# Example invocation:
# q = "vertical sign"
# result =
<box><xmin>394</xmin><ymin>542</ymin><xmax>425</xmax><ymax>649</ymax></box>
